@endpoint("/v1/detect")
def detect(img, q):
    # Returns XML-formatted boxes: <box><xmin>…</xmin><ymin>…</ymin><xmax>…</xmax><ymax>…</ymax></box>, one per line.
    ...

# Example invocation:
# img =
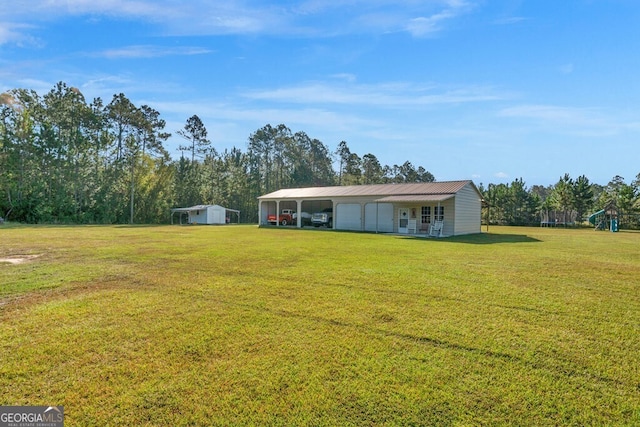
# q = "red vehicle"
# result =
<box><xmin>267</xmin><ymin>209</ymin><xmax>311</xmax><ymax>226</ymax></box>
<box><xmin>267</xmin><ymin>209</ymin><xmax>296</xmax><ymax>226</ymax></box>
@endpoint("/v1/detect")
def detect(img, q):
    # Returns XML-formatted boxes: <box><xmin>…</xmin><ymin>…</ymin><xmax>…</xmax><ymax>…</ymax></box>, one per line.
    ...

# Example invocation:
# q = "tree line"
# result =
<box><xmin>480</xmin><ymin>174</ymin><xmax>640</xmax><ymax>228</ymax></box>
<box><xmin>0</xmin><ymin>83</ymin><xmax>436</xmax><ymax>224</ymax></box>
<box><xmin>2</xmin><ymin>83</ymin><xmax>639</xmax><ymax>227</ymax></box>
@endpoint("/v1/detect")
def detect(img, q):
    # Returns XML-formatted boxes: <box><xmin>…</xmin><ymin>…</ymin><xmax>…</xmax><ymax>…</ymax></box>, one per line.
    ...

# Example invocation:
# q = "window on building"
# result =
<box><xmin>421</xmin><ymin>206</ymin><xmax>431</xmax><ymax>225</ymax></box>
<box><xmin>435</xmin><ymin>206</ymin><xmax>444</xmax><ymax>222</ymax></box>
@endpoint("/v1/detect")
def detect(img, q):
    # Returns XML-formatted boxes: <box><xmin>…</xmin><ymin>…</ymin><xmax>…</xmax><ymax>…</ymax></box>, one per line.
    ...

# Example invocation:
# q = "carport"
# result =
<box><xmin>257</xmin><ymin>180</ymin><xmax>483</xmax><ymax>236</ymax></box>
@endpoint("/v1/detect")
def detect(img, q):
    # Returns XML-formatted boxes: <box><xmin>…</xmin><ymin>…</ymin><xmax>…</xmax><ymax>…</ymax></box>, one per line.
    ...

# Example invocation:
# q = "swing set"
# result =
<box><xmin>588</xmin><ymin>201</ymin><xmax>619</xmax><ymax>232</ymax></box>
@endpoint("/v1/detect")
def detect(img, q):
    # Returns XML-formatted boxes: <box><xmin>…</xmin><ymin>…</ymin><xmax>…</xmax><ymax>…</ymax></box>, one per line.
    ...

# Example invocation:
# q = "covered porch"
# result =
<box><xmin>374</xmin><ymin>194</ymin><xmax>452</xmax><ymax>236</ymax></box>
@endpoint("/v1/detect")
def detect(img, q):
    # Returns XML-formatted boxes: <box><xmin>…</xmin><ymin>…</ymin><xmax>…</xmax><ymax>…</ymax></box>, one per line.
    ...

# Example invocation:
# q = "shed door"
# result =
<box><xmin>212</xmin><ymin>208</ymin><xmax>225</xmax><ymax>224</ymax></box>
<box><xmin>336</xmin><ymin>204</ymin><xmax>362</xmax><ymax>231</ymax></box>
<box><xmin>365</xmin><ymin>203</ymin><xmax>393</xmax><ymax>232</ymax></box>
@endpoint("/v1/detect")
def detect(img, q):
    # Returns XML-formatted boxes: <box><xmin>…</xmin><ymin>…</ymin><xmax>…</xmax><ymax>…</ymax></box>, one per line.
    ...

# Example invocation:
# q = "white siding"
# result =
<box><xmin>336</xmin><ymin>203</ymin><xmax>362</xmax><ymax>230</ymax></box>
<box><xmin>453</xmin><ymin>183</ymin><xmax>482</xmax><ymax>235</ymax></box>
<box><xmin>188</xmin><ymin>205</ymin><xmax>228</xmax><ymax>224</ymax></box>
<box><xmin>189</xmin><ymin>210</ymin><xmax>208</xmax><ymax>224</ymax></box>
<box><xmin>440</xmin><ymin>199</ymin><xmax>456</xmax><ymax>236</ymax></box>
<box><xmin>364</xmin><ymin>203</ymin><xmax>394</xmax><ymax>232</ymax></box>
<box><xmin>210</xmin><ymin>206</ymin><xmax>226</xmax><ymax>224</ymax></box>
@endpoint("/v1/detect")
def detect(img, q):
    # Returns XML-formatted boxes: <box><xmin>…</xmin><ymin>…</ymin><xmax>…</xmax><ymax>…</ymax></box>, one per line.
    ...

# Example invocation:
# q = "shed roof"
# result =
<box><xmin>171</xmin><ymin>204</ymin><xmax>240</xmax><ymax>214</ymax></box>
<box><xmin>171</xmin><ymin>204</ymin><xmax>213</xmax><ymax>212</ymax></box>
<box><xmin>258</xmin><ymin>180</ymin><xmax>477</xmax><ymax>200</ymax></box>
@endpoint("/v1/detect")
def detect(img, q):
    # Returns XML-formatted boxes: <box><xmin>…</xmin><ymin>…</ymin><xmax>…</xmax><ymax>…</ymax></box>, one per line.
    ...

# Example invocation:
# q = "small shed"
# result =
<box><xmin>170</xmin><ymin>205</ymin><xmax>240</xmax><ymax>225</ymax></box>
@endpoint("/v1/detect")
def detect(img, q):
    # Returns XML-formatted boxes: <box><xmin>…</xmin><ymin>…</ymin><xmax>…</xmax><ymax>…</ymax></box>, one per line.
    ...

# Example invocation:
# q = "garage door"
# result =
<box><xmin>365</xmin><ymin>203</ymin><xmax>393</xmax><ymax>232</ymax></box>
<box><xmin>336</xmin><ymin>204</ymin><xmax>362</xmax><ymax>231</ymax></box>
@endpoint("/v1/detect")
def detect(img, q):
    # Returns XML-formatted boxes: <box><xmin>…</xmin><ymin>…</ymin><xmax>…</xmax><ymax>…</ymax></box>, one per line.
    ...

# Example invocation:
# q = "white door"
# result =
<box><xmin>336</xmin><ymin>204</ymin><xmax>362</xmax><ymax>230</ymax></box>
<box><xmin>365</xmin><ymin>203</ymin><xmax>394</xmax><ymax>232</ymax></box>
<box><xmin>398</xmin><ymin>208</ymin><xmax>409</xmax><ymax>233</ymax></box>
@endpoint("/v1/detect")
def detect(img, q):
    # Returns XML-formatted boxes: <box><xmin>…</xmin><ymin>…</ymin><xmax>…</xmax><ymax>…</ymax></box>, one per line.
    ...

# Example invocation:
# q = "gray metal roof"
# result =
<box><xmin>171</xmin><ymin>205</ymin><xmax>240</xmax><ymax>213</ymax></box>
<box><xmin>375</xmin><ymin>194</ymin><xmax>454</xmax><ymax>203</ymax></box>
<box><xmin>258</xmin><ymin>180</ymin><xmax>476</xmax><ymax>200</ymax></box>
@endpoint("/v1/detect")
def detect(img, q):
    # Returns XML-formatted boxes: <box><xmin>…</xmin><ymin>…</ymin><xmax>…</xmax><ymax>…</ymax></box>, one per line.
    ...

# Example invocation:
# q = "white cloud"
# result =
<box><xmin>492</xmin><ymin>16</ymin><xmax>527</xmax><ymax>25</ymax></box>
<box><xmin>500</xmin><ymin>104</ymin><xmax>587</xmax><ymax>121</ymax></box>
<box><xmin>559</xmin><ymin>63</ymin><xmax>574</xmax><ymax>74</ymax></box>
<box><xmin>3</xmin><ymin>0</ymin><xmax>159</xmax><ymax>18</ymax></box>
<box><xmin>330</xmin><ymin>73</ymin><xmax>358</xmax><ymax>83</ymax></box>
<box><xmin>244</xmin><ymin>81</ymin><xmax>506</xmax><ymax>108</ymax></box>
<box><xmin>498</xmin><ymin>104</ymin><xmax>640</xmax><ymax>138</ymax></box>
<box><xmin>10</xmin><ymin>78</ymin><xmax>56</xmax><ymax>94</ymax></box>
<box><xmin>96</xmin><ymin>45</ymin><xmax>212</xmax><ymax>59</ymax></box>
<box><xmin>500</xmin><ymin>104</ymin><xmax>601</xmax><ymax>128</ymax></box>
<box><xmin>404</xmin><ymin>0</ymin><xmax>474</xmax><ymax>37</ymax></box>
<box><xmin>1</xmin><ymin>1</ymin><xmax>278</xmax><ymax>35</ymax></box>
<box><xmin>0</xmin><ymin>22</ymin><xmax>41</xmax><ymax>46</ymax></box>
<box><xmin>0</xmin><ymin>23</ymin><xmax>19</xmax><ymax>44</ymax></box>
<box><xmin>153</xmin><ymin>98</ymin><xmax>376</xmax><ymax>132</ymax></box>
<box><xmin>405</xmin><ymin>16</ymin><xmax>442</xmax><ymax>36</ymax></box>
<box><xmin>1</xmin><ymin>0</ymin><xmax>477</xmax><ymax>38</ymax></box>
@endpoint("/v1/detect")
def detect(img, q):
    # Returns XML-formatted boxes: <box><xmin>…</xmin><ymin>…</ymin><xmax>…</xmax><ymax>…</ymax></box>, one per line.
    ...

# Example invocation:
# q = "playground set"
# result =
<box><xmin>539</xmin><ymin>201</ymin><xmax>622</xmax><ymax>232</ymax></box>
<box><xmin>588</xmin><ymin>201</ymin><xmax>619</xmax><ymax>232</ymax></box>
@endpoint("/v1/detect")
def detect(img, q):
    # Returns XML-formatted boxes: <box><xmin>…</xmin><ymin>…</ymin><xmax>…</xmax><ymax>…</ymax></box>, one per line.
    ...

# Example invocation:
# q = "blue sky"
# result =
<box><xmin>1</xmin><ymin>0</ymin><xmax>639</xmax><ymax>187</ymax></box>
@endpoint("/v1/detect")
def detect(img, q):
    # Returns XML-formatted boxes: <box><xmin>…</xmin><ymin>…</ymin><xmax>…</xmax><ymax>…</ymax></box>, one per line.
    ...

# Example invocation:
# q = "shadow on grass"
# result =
<box><xmin>402</xmin><ymin>232</ymin><xmax>541</xmax><ymax>245</ymax></box>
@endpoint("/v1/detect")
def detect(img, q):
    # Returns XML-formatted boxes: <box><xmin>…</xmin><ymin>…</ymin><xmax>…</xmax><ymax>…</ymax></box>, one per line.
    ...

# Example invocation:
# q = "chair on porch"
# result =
<box><xmin>407</xmin><ymin>219</ymin><xmax>417</xmax><ymax>234</ymax></box>
<box><xmin>429</xmin><ymin>220</ymin><xmax>443</xmax><ymax>237</ymax></box>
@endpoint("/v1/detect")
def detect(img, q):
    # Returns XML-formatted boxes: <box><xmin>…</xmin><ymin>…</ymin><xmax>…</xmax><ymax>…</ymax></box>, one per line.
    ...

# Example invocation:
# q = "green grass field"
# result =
<box><xmin>1</xmin><ymin>224</ymin><xmax>639</xmax><ymax>426</ymax></box>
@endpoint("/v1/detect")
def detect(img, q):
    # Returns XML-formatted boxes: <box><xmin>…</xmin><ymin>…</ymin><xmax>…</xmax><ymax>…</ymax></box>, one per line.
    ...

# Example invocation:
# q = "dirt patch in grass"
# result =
<box><xmin>0</xmin><ymin>254</ymin><xmax>41</xmax><ymax>265</ymax></box>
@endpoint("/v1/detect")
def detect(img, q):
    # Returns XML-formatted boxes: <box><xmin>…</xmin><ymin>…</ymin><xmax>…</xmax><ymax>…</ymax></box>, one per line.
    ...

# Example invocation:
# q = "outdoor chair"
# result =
<box><xmin>429</xmin><ymin>220</ymin><xmax>443</xmax><ymax>237</ymax></box>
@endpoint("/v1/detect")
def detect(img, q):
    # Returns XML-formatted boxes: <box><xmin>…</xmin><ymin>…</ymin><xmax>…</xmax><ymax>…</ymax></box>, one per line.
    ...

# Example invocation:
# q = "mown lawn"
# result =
<box><xmin>0</xmin><ymin>224</ymin><xmax>639</xmax><ymax>426</ymax></box>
